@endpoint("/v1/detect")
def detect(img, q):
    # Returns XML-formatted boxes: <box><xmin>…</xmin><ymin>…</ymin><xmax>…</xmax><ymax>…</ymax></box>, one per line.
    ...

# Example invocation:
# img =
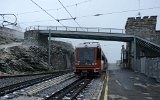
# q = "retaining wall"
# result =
<box><xmin>132</xmin><ymin>57</ymin><xmax>160</xmax><ymax>82</ymax></box>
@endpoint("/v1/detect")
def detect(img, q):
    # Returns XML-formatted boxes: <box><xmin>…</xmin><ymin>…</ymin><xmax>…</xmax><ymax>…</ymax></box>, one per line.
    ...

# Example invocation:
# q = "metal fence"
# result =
<box><xmin>133</xmin><ymin>57</ymin><xmax>160</xmax><ymax>82</ymax></box>
<box><xmin>25</xmin><ymin>26</ymin><xmax>125</xmax><ymax>34</ymax></box>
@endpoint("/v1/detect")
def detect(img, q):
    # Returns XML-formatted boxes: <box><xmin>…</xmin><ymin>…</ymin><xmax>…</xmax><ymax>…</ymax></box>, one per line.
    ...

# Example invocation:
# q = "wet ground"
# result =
<box><xmin>106</xmin><ymin>63</ymin><xmax>160</xmax><ymax>100</ymax></box>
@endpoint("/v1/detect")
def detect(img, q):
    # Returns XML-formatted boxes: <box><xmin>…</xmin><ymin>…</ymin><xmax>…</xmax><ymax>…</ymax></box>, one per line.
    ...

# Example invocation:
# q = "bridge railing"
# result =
<box><xmin>26</xmin><ymin>26</ymin><xmax>125</xmax><ymax>34</ymax></box>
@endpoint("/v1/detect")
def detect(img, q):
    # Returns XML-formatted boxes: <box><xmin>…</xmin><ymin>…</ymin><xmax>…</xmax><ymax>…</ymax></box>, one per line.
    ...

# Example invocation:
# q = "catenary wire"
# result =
<box><xmin>30</xmin><ymin>0</ymin><xmax>66</xmax><ymax>27</ymax></box>
<box><xmin>18</xmin><ymin>6</ymin><xmax>160</xmax><ymax>24</ymax></box>
<box><xmin>57</xmin><ymin>0</ymin><xmax>84</xmax><ymax>30</ymax></box>
<box><xmin>76</xmin><ymin>6</ymin><xmax>160</xmax><ymax>19</ymax></box>
<box><xmin>17</xmin><ymin>0</ymin><xmax>93</xmax><ymax>15</ymax></box>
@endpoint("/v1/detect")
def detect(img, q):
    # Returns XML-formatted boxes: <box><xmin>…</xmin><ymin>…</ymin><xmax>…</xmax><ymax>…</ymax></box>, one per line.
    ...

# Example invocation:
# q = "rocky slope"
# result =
<box><xmin>0</xmin><ymin>26</ymin><xmax>23</xmax><ymax>45</ymax></box>
<box><xmin>0</xmin><ymin>27</ymin><xmax>74</xmax><ymax>74</ymax></box>
<box><xmin>0</xmin><ymin>42</ymin><xmax>74</xmax><ymax>74</ymax></box>
<box><xmin>0</xmin><ymin>35</ymin><xmax>14</xmax><ymax>45</ymax></box>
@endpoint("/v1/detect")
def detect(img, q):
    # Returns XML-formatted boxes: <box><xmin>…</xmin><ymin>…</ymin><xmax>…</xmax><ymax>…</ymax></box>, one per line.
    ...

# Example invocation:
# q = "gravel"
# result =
<box><xmin>0</xmin><ymin>76</ymin><xmax>103</xmax><ymax>100</ymax></box>
<box><xmin>35</xmin><ymin>76</ymin><xmax>79</xmax><ymax>98</ymax></box>
<box><xmin>0</xmin><ymin>73</ymin><xmax>77</xmax><ymax>100</ymax></box>
<box><xmin>36</xmin><ymin>76</ymin><xmax>104</xmax><ymax>99</ymax></box>
<box><xmin>0</xmin><ymin>74</ymin><xmax>50</xmax><ymax>88</ymax></box>
<box><xmin>77</xmin><ymin>77</ymin><xmax>102</xmax><ymax>100</ymax></box>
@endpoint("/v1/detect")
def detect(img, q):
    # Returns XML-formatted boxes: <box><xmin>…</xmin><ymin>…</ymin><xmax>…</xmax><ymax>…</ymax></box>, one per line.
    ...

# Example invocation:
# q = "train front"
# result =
<box><xmin>74</xmin><ymin>42</ymin><xmax>103</xmax><ymax>75</ymax></box>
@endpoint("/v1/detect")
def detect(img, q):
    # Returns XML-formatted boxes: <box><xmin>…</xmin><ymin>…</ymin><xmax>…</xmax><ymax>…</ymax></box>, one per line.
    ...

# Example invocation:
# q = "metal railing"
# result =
<box><xmin>26</xmin><ymin>26</ymin><xmax>125</xmax><ymax>34</ymax></box>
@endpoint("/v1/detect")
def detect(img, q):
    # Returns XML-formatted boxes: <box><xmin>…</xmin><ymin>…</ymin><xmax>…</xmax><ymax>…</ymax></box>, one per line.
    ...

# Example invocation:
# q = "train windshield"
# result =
<box><xmin>77</xmin><ymin>48</ymin><xmax>94</xmax><ymax>65</ymax></box>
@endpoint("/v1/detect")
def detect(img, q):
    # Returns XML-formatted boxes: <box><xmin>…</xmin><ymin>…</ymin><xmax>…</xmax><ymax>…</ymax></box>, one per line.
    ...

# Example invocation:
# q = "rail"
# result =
<box><xmin>26</xmin><ymin>26</ymin><xmax>125</xmax><ymax>34</ymax></box>
<box><xmin>0</xmin><ymin>71</ymin><xmax>70</xmax><ymax>96</ymax></box>
<box><xmin>46</xmin><ymin>78</ymin><xmax>92</xmax><ymax>100</ymax></box>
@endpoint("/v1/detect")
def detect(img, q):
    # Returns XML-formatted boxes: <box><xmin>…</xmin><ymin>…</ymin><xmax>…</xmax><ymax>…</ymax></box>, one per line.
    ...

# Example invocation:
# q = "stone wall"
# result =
<box><xmin>156</xmin><ymin>30</ymin><xmax>160</xmax><ymax>45</ymax></box>
<box><xmin>24</xmin><ymin>30</ymin><xmax>48</xmax><ymax>47</ymax></box>
<box><xmin>125</xmin><ymin>16</ymin><xmax>160</xmax><ymax>57</ymax></box>
<box><xmin>133</xmin><ymin>57</ymin><xmax>160</xmax><ymax>82</ymax></box>
<box><xmin>125</xmin><ymin>16</ymin><xmax>160</xmax><ymax>44</ymax></box>
<box><xmin>124</xmin><ymin>16</ymin><xmax>160</xmax><ymax>69</ymax></box>
<box><xmin>23</xmin><ymin>30</ymin><xmax>75</xmax><ymax>71</ymax></box>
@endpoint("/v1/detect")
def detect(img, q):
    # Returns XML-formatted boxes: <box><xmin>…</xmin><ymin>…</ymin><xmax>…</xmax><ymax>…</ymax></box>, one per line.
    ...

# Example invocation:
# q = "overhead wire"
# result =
<box><xmin>19</xmin><ymin>19</ymin><xmax>53</xmax><ymax>24</ymax></box>
<box><xmin>57</xmin><ymin>0</ymin><xmax>84</xmax><ymax>30</ymax></box>
<box><xmin>17</xmin><ymin>0</ymin><xmax>93</xmax><ymax>15</ymax></box>
<box><xmin>104</xmin><ymin>6</ymin><xmax>160</xmax><ymax>15</ymax></box>
<box><xmin>1</xmin><ymin>17</ymin><xmax>26</xmax><ymax>31</ymax></box>
<box><xmin>30</xmin><ymin>0</ymin><xmax>65</xmax><ymax>27</ymax></box>
<box><xmin>76</xmin><ymin>6</ymin><xmax>160</xmax><ymax>19</ymax></box>
<box><xmin>17</xmin><ymin>6</ymin><xmax>160</xmax><ymax>25</ymax></box>
<box><xmin>0</xmin><ymin>14</ymin><xmax>17</xmax><ymax>27</ymax></box>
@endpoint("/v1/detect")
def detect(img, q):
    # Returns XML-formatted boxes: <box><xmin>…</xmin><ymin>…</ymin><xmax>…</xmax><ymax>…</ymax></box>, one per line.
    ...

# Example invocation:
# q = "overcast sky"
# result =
<box><xmin>1</xmin><ymin>0</ymin><xmax>160</xmax><ymax>63</ymax></box>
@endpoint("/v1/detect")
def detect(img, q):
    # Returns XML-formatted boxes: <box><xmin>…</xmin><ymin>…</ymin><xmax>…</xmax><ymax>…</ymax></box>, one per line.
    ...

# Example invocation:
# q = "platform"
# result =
<box><xmin>102</xmin><ymin>63</ymin><xmax>160</xmax><ymax>100</ymax></box>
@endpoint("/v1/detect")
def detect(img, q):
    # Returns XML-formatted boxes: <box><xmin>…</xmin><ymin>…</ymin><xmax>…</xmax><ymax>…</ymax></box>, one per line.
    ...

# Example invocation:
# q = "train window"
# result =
<box><xmin>77</xmin><ymin>48</ymin><xmax>94</xmax><ymax>65</ymax></box>
<box><xmin>97</xmin><ymin>48</ymin><xmax>101</xmax><ymax>60</ymax></box>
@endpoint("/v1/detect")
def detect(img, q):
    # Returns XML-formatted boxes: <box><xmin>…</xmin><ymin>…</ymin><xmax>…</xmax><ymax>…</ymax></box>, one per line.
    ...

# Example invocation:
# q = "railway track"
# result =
<box><xmin>0</xmin><ymin>70</ymin><xmax>72</xmax><ymax>79</ymax></box>
<box><xmin>0</xmin><ymin>71</ymin><xmax>69</xmax><ymax>96</ymax></box>
<box><xmin>46</xmin><ymin>77</ymin><xmax>92</xmax><ymax>100</ymax></box>
<box><xmin>25</xmin><ymin>73</ymin><xmax>75</xmax><ymax>96</ymax></box>
<box><xmin>1</xmin><ymin>72</ymin><xmax>106</xmax><ymax>100</ymax></box>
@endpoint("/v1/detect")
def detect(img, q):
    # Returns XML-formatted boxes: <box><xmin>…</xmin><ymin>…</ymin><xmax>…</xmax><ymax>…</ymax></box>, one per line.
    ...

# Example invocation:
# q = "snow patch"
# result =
<box><xmin>143</xmin><ymin>93</ymin><xmax>150</xmax><ymax>95</ymax></box>
<box><xmin>145</xmin><ymin>97</ymin><xmax>153</xmax><ymax>100</ymax></box>
<box><xmin>108</xmin><ymin>94</ymin><xmax>128</xmax><ymax>100</ymax></box>
<box><xmin>0</xmin><ymin>42</ymin><xmax>22</xmax><ymax>52</ymax></box>
<box><xmin>135</xmin><ymin>77</ymin><xmax>140</xmax><ymax>80</ymax></box>
<box><xmin>115</xmin><ymin>80</ymin><xmax>122</xmax><ymax>86</ymax></box>
<box><xmin>134</xmin><ymin>83</ymin><xmax>147</xmax><ymax>88</ymax></box>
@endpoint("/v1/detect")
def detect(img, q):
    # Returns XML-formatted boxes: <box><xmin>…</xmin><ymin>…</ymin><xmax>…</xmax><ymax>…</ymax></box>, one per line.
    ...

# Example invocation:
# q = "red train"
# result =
<box><xmin>74</xmin><ymin>42</ymin><xmax>107</xmax><ymax>75</ymax></box>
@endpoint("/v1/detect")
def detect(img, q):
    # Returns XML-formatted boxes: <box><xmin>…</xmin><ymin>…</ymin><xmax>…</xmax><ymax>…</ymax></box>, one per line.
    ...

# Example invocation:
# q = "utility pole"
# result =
<box><xmin>48</xmin><ymin>29</ymin><xmax>51</xmax><ymax>70</ymax></box>
<box><xmin>134</xmin><ymin>32</ymin><xmax>137</xmax><ymax>71</ymax></box>
<box><xmin>121</xmin><ymin>45</ymin><xmax>124</xmax><ymax>68</ymax></box>
<box><xmin>138</xmin><ymin>0</ymin><xmax>141</xmax><ymax>17</ymax></box>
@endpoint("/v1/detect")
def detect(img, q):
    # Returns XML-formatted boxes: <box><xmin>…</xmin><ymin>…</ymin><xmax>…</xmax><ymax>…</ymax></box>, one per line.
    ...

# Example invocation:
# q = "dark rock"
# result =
<box><xmin>0</xmin><ymin>40</ymin><xmax>74</xmax><ymax>74</ymax></box>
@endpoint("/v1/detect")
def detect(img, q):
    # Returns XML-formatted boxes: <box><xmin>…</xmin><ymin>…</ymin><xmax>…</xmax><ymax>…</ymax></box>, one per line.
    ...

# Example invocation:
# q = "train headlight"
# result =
<box><xmin>75</xmin><ymin>62</ymin><xmax>79</xmax><ymax>65</ymax></box>
<box><xmin>76</xmin><ymin>61</ymin><xmax>80</xmax><ymax>65</ymax></box>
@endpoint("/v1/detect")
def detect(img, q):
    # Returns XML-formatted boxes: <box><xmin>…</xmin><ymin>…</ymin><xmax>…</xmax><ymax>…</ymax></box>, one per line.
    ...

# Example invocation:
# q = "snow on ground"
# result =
<box><xmin>108</xmin><ymin>94</ymin><xmax>129</xmax><ymax>100</ymax></box>
<box><xmin>134</xmin><ymin>83</ymin><xmax>147</xmax><ymax>88</ymax></box>
<box><xmin>0</xmin><ymin>42</ymin><xmax>22</xmax><ymax>50</ymax></box>
<box><xmin>0</xmin><ymin>42</ymin><xmax>22</xmax><ymax>52</ymax></box>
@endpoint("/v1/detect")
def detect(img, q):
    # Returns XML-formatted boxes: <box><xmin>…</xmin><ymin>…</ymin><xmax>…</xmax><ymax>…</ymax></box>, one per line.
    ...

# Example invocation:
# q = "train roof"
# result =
<box><xmin>75</xmin><ymin>42</ymin><xmax>101</xmax><ymax>48</ymax></box>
